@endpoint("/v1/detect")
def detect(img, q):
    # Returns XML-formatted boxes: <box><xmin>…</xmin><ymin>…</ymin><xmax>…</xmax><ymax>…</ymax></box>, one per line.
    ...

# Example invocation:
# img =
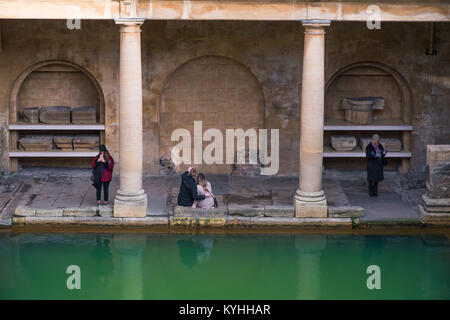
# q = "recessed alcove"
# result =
<box><xmin>8</xmin><ymin>60</ymin><xmax>105</xmax><ymax>171</ymax></box>
<box><xmin>323</xmin><ymin>62</ymin><xmax>412</xmax><ymax>173</ymax></box>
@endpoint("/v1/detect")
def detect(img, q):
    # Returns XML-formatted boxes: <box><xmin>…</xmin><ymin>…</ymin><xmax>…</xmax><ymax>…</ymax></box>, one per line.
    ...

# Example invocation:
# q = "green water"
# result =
<box><xmin>0</xmin><ymin>232</ymin><xmax>448</xmax><ymax>300</ymax></box>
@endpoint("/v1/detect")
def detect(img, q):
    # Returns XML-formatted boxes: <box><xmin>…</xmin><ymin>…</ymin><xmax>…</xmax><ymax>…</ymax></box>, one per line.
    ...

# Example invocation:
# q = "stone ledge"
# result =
<box><xmin>0</xmin><ymin>218</ymin><xmax>12</xmax><ymax>227</ymax></box>
<box><xmin>419</xmin><ymin>205</ymin><xmax>450</xmax><ymax>226</ymax></box>
<box><xmin>328</xmin><ymin>206</ymin><xmax>364</xmax><ymax>218</ymax></box>
<box><xmin>15</xmin><ymin>205</ymin><xmax>36</xmax><ymax>217</ymax></box>
<box><xmin>121</xmin><ymin>217</ymin><xmax>169</xmax><ymax>227</ymax></box>
<box><xmin>226</xmin><ymin>216</ymin><xmax>352</xmax><ymax>228</ymax></box>
<box><xmin>173</xmin><ymin>205</ymin><xmax>226</xmax><ymax>217</ymax></box>
<box><xmin>228</xmin><ymin>204</ymin><xmax>264</xmax><ymax>217</ymax></box>
<box><xmin>35</xmin><ymin>208</ymin><xmax>63</xmax><ymax>217</ymax></box>
<box><xmin>355</xmin><ymin>218</ymin><xmax>424</xmax><ymax>228</ymax></box>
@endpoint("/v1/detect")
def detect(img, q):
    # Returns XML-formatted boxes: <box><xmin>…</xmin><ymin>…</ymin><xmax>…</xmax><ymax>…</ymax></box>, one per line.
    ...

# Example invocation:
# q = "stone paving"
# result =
<box><xmin>0</xmin><ymin>167</ymin><xmax>428</xmax><ymax>228</ymax></box>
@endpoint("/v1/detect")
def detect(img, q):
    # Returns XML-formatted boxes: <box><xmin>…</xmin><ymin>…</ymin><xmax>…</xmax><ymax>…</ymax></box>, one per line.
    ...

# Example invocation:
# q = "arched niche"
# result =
<box><xmin>325</xmin><ymin>61</ymin><xmax>412</xmax><ymax>124</ymax></box>
<box><xmin>158</xmin><ymin>55</ymin><xmax>266</xmax><ymax>175</ymax></box>
<box><xmin>9</xmin><ymin>60</ymin><xmax>105</xmax><ymax>123</ymax></box>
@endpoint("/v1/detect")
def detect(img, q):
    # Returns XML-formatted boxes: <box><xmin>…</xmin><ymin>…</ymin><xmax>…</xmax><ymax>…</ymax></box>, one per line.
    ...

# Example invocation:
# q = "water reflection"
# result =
<box><xmin>177</xmin><ymin>236</ymin><xmax>216</xmax><ymax>268</ymax></box>
<box><xmin>111</xmin><ymin>234</ymin><xmax>146</xmax><ymax>300</ymax></box>
<box><xmin>295</xmin><ymin>234</ymin><xmax>327</xmax><ymax>300</ymax></box>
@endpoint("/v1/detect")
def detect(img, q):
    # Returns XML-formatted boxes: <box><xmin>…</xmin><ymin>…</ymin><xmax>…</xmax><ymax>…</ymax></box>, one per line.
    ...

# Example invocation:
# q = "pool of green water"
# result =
<box><xmin>0</xmin><ymin>232</ymin><xmax>448</xmax><ymax>299</ymax></box>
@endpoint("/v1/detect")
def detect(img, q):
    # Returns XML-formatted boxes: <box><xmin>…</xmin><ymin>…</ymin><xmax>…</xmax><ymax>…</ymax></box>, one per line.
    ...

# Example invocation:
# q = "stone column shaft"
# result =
<box><xmin>295</xmin><ymin>20</ymin><xmax>330</xmax><ymax>218</ymax></box>
<box><xmin>114</xmin><ymin>18</ymin><xmax>147</xmax><ymax>218</ymax></box>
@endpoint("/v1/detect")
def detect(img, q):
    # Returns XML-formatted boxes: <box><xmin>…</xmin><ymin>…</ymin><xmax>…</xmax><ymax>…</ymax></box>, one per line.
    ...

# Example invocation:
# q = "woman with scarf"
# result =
<box><xmin>92</xmin><ymin>145</ymin><xmax>114</xmax><ymax>205</ymax></box>
<box><xmin>365</xmin><ymin>134</ymin><xmax>387</xmax><ymax>197</ymax></box>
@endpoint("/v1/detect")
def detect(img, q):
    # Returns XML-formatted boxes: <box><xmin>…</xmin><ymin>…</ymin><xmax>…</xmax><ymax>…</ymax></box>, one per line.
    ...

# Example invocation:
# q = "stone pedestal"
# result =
<box><xmin>114</xmin><ymin>18</ymin><xmax>147</xmax><ymax>218</ymax></box>
<box><xmin>420</xmin><ymin>145</ymin><xmax>450</xmax><ymax>224</ymax></box>
<box><xmin>295</xmin><ymin>20</ymin><xmax>330</xmax><ymax>218</ymax></box>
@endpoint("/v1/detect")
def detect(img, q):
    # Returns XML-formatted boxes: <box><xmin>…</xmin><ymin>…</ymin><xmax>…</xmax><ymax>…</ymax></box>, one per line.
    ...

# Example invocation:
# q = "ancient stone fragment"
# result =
<box><xmin>18</xmin><ymin>135</ymin><xmax>53</xmax><ymax>151</ymax></box>
<box><xmin>22</xmin><ymin>107</ymin><xmax>40</xmax><ymax>123</ymax></box>
<box><xmin>381</xmin><ymin>138</ymin><xmax>402</xmax><ymax>152</ymax></box>
<box><xmin>39</xmin><ymin>106</ymin><xmax>71</xmax><ymax>124</ymax></box>
<box><xmin>341</xmin><ymin>97</ymin><xmax>384</xmax><ymax>125</ymax></box>
<box><xmin>71</xmin><ymin>106</ymin><xmax>97</xmax><ymax>124</ymax></box>
<box><xmin>360</xmin><ymin>137</ymin><xmax>402</xmax><ymax>152</ymax></box>
<box><xmin>330</xmin><ymin>135</ymin><xmax>357</xmax><ymax>151</ymax></box>
<box><xmin>53</xmin><ymin>135</ymin><xmax>74</xmax><ymax>151</ymax></box>
<box><xmin>72</xmin><ymin>134</ymin><xmax>99</xmax><ymax>151</ymax></box>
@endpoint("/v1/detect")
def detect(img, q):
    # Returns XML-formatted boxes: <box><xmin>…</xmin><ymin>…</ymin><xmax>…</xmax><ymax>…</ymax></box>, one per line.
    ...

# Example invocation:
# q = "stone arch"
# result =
<box><xmin>8</xmin><ymin>59</ymin><xmax>105</xmax><ymax>123</ymax></box>
<box><xmin>158</xmin><ymin>55</ymin><xmax>266</xmax><ymax>174</ymax></box>
<box><xmin>325</xmin><ymin>61</ymin><xmax>412</xmax><ymax>123</ymax></box>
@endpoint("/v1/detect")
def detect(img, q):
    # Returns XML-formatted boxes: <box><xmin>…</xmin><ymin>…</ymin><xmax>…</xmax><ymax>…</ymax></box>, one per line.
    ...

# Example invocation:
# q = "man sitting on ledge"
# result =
<box><xmin>177</xmin><ymin>167</ymin><xmax>211</xmax><ymax>207</ymax></box>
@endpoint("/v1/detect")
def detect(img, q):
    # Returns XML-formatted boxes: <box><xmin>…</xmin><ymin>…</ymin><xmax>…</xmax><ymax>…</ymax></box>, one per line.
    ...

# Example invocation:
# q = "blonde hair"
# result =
<box><xmin>197</xmin><ymin>173</ymin><xmax>209</xmax><ymax>192</ymax></box>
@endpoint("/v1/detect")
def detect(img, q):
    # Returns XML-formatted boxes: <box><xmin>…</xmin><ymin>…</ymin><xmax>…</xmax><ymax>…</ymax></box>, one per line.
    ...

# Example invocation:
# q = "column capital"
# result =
<box><xmin>115</xmin><ymin>18</ymin><xmax>146</xmax><ymax>26</ymax></box>
<box><xmin>301</xmin><ymin>19</ymin><xmax>331</xmax><ymax>35</ymax></box>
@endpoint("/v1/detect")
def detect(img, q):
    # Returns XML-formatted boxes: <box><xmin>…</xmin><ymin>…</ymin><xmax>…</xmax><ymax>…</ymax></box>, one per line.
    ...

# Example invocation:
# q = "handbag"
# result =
<box><xmin>382</xmin><ymin>157</ymin><xmax>388</xmax><ymax>166</ymax></box>
<box><xmin>213</xmin><ymin>195</ymin><xmax>219</xmax><ymax>208</ymax></box>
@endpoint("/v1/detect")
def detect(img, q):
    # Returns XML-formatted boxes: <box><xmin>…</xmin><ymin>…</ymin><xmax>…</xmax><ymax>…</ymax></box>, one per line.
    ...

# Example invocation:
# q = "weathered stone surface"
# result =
<box><xmin>72</xmin><ymin>134</ymin><xmax>99</xmax><ymax>151</ymax></box>
<box><xmin>198</xmin><ymin>217</ymin><xmax>226</xmax><ymax>227</ymax></box>
<box><xmin>54</xmin><ymin>135</ymin><xmax>73</xmax><ymax>151</ymax></box>
<box><xmin>173</xmin><ymin>205</ymin><xmax>226</xmax><ymax>217</ymax></box>
<box><xmin>228</xmin><ymin>204</ymin><xmax>264</xmax><ymax>216</ymax></box>
<box><xmin>75</xmin><ymin>216</ymin><xmax>122</xmax><ymax>226</ymax></box>
<box><xmin>169</xmin><ymin>216</ymin><xmax>198</xmax><ymax>227</ymax></box>
<box><xmin>226</xmin><ymin>216</ymin><xmax>352</xmax><ymax>228</ymax></box>
<box><xmin>22</xmin><ymin>107</ymin><xmax>40</xmax><ymax>123</ymax></box>
<box><xmin>121</xmin><ymin>217</ymin><xmax>169</xmax><ymax>227</ymax></box>
<box><xmin>328</xmin><ymin>206</ymin><xmax>364</xmax><ymax>218</ymax></box>
<box><xmin>18</xmin><ymin>216</ymin><xmax>76</xmax><ymax>225</ymax></box>
<box><xmin>264</xmin><ymin>205</ymin><xmax>294</xmax><ymax>217</ymax></box>
<box><xmin>39</xmin><ymin>106</ymin><xmax>71</xmax><ymax>124</ymax></box>
<box><xmin>62</xmin><ymin>207</ymin><xmax>97</xmax><ymax>217</ymax></box>
<box><xmin>0</xmin><ymin>218</ymin><xmax>12</xmax><ymax>227</ymax></box>
<box><xmin>426</xmin><ymin>145</ymin><xmax>450</xmax><ymax>199</ymax></box>
<box><xmin>35</xmin><ymin>208</ymin><xmax>63</xmax><ymax>217</ymax></box>
<box><xmin>342</xmin><ymin>97</ymin><xmax>380</xmax><ymax>125</ymax></box>
<box><xmin>330</xmin><ymin>135</ymin><xmax>357</xmax><ymax>151</ymax></box>
<box><xmin>71</xmin><ymin>106</ymin><xmax>96</xmax><ymax>124</ymax></box>
<box><xmin>15</xmin><ymin>205</ymin><xmax>36</xmax><ymax>216</ymax></box>
<box><xmin>18</xmin><ymin>135</ymin><xmax>53</xmax><ymax>151</ymax></box>
<box><xmin>360</xmin><ymin>138</ymin><xmax>402</xmax><ymax>152</ymax></box>
<box><xmin>99</xmin><ymin>205</ymin><xmax>113</xmax><ymax>217</ymax></box>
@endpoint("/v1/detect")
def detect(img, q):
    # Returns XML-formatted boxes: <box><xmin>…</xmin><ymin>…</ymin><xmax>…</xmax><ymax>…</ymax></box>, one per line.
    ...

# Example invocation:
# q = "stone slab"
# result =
<box><xmin>15</xmin><ymin>205</ymin><xmax>36</xmax><ymax>216</ymax></box>
<box><xmin>35</xmin><ymin>208</ymin><xmax>63</xmax><ymax>217</ymax></box>
<box><xmin>62</xmin><ymin>207</ymin><xmax>97</xmax><ymax>217</ymax></box>
<box><xmin>121</xmin><ymin>217</ymin><xmax>169</xmax><ymax>227</ymax></box>
<box><xmin>328</xmin><ymin>206</ymin><xmax>364</xmax><ymax>218</ymax></box>
<box><xmin>114</xmin><ymin>203</ymin><xmax>147</xmax><ymax>218</ymax></box>
<box><xmin>264</xmin><ymin>205</ymin><xmax>294</xmax><ymax>217</ymax></box>
<box><xmin>173</xmin><ymin>205</ymin><xmax>226</xmax><ymax>217</ymax></box>
<box><xmin>226</xmin><ymin>216</ymin><xmax>352</xmax><ymax>228</ymax></box>
<box><xmin>75</xmin><ymin>216</ymin><xmax>122</xmax><ymax>226</ymax></box>
<box><xmin>228</xmin><ymin>204</ymin><xmax>264</xmax><ymax>217</ymax></box>
<box><xmin>295</xmin><ymin>203</ymin><xmax>328</xmax><ymax>218</ymax></box>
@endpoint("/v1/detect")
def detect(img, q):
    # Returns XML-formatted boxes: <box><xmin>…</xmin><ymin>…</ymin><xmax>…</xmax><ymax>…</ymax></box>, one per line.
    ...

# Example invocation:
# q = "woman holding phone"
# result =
<box><xmin>92</xmin><ymin>145</ymin><xmax>114</xmax><ymax>205</ymax></box>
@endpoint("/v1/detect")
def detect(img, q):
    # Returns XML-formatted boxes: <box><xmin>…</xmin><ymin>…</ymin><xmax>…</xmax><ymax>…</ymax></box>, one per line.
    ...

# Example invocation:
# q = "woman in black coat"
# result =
<box><xmin>365</xmin><ymin>134</ymin><xmax>387</xmax><ymax>196</ymax></box>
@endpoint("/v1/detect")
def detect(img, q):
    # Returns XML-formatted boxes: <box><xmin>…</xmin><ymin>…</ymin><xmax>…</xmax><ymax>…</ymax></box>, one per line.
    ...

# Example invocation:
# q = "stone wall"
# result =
<box><xmin>0</xmin><ymin>19</ymin><xmax>449</xmax><ymax>174</ymax></box>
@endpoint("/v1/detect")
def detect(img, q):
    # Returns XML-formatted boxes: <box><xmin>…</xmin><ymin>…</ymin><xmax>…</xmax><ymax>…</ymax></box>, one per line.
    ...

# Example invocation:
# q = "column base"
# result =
<box><xmin>294</xmin><ymin>190</ymin><xmax>328</xmax><ymax>218</ymax></box>
<box><xmin>114</xmin><ymin>189</ymin><xmax>147</xmax><ymax>218</ymax></box>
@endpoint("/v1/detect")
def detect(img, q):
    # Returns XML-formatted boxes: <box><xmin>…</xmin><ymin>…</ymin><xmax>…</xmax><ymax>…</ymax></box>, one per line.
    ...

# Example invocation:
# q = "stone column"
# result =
<box><xmin>114</xmin><ymin>18</ymin><xmax>147</xmax><ymax>217</ymax></box>
<box><xmin>295</xmin><ymin>20</ymin><xmax>330</xmax><ymax>218</ymax></box>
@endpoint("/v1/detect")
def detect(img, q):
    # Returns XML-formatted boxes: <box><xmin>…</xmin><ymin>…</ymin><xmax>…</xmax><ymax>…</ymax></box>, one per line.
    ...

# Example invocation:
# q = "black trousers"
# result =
<box><xmin>96</xmin><ymin>181</ymin><xmax>110</xmax><ymax>201</ymax></box>
<box><xmin>368</xmin><ymin>180</ymin><xmax>378</xmax><ymax>194</ymax></box>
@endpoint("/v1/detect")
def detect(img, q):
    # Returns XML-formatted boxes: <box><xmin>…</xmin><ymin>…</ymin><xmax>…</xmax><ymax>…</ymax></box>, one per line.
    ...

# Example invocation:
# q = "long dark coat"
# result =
<box><xmin>177</xmin><ymin>171</ymin><xmax>206</xmax><ymax>206</ymax></box>
<box><xmin>365</xmin><ymin>143</ymin><xmax>385</xmax><ymax>182</ymax></box>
